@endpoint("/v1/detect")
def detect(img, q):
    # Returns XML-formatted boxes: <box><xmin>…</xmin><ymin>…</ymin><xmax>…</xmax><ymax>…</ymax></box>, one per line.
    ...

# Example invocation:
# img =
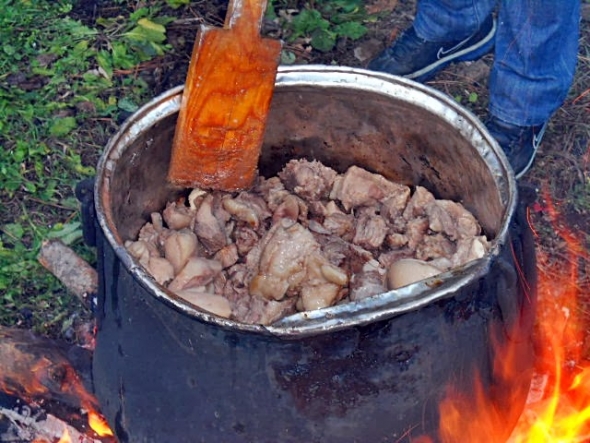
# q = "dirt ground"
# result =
<box><xmin>70</xmin><ymin>0</ymin><xmax>590</xmax><ymax>356</ymax></box>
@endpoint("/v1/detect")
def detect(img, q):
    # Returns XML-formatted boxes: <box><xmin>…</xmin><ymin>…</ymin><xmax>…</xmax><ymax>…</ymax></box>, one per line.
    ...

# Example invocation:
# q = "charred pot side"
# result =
<box><xmin>125</xmin><ymin>159</ymin><xmax>490</xmax><ymax>325</ymax></box>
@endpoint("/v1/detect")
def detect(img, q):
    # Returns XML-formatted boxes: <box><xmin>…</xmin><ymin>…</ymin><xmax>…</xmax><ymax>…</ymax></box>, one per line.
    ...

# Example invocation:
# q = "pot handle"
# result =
<box><xmin>75</xmin><ymin>177</ymin><xmax>97</xmax><ymax>248</ymax></box>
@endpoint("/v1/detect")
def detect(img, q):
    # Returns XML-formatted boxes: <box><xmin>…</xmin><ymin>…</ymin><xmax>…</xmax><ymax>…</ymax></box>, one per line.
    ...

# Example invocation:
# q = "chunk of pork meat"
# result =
<box><xmin>233</xmin><ymin>225</ymin><xmax>260</xmax><ymax>256</ymax></box>
<box><xmin>126</xmin><ymin>239</ymin><xmax>158</xmax><ymax>269</ymax></box>
<box><xmin>222</xmin><ymin>264</ymin><xmax>250</xmax><ymax>306</ymax></box>
<box><xmin>239</xmin><ymin>297</ymin><xmax>297</xmax><ymax>325</ymax></box>
<box><xmin>329</xmin><ymin>165</ymin><xmax>404</xmax><ymax>210</ymax></box>
<box><xmin>318</xmin><ymin>236</ymin><xmax>374</xmax><ymax>274</ymax></box>
<box><xmin>255</xmin><ymin>176</ymin><xmax>290</xmax><ymax>211</ymax></box>
<box><xmin>249</xmin><ymin>222</ymin><xmax>321</xmax><ymax>301</ymax></box>
<box><xmin>146</xmin><ymin>256</ymin><xmax>175</xmax><ymax>285</ymax></box>
<box><xmin>403</xmin><ymin>186</ymin><xmax>436</xmax><ymax>220</ymax></box>
<box><xmin>249</xmin><ymin>222</ymin><xmax>348</xmax><ymax>307</ymax></box>
<box><xmin>405</xmin><ymin>217</ymin><xmax>430</xmax><ymax>250</ymax></box>
<box><xmin>149</xmin><ymin>212</ymin><xmax>164</xmax><ymax>232</ymax></box>
<box><xmin>126</xmin><ymin>240</ymin><xmax>175</xmax><ymax>285</ymax></box>
<box><xmin>272</xmin><ymin>194</ymin><xmax>308</xmax><ymax>227</ymax></box>
<box><xmin>386</xmin><ymin>232</ymin><xmax>409</xmax><ymax>249</ymax></box>
<box><xmin>278</xmin><ymin>159</ymin><xmax>338</xmax><ymax>201</ymax></box>
<box><xmin>222</xmin><ymin>192</ymin><xmax>271</xmax><ymax>230</ymax></box>
<box><xmin>322</xmin><ymin>201</ymin><xmax>355</xmax><ymax>238</ymax></box>
<box><xmin>214</xmin><ymin>243</ymin><xmax>239</xmax><ymax>269</ymax></box>
<box><xmin>298</xmin><ymin>254</ymin><xmax>348</xmax><ymax>311</ymax></box>
<box><xmin>349</xmin><ymin>259</ymin><xmax>387</xmax><ymax>301</ymax></box>
<box><xmin>377</xmin><ymin>249</ymin><xmax>414</xmax><ymax>270</ymax></box>
<box><xmin>381</xmin><ymin>186</ymin><xmax>411</xmax><ymax>221</ymax></box>
<box><xmin>164</xmin><ymin>229</ymin><xmax>198</xmax><ymax>274</ymax></box>
<box><xmin>425</xmin><ymin>199</ymin><xmax>481</xmax><ymax>240</ymax></box>
<box><xmin>223</xmin><ymin>263</ymin><xmax>297</xmax><ymax>325</ymax></box>
<box><xmin>168</xmin><ymin>257</ymin><xmax>223</xmax><ymax>292</ymax></box>
<box><xmin>415</xmin><ymin>233</ymin><xmax>455</xmax><ymax>261</ymax></box>
<box><xmin>173</xmin><ymin>287</ymin><xmax>232</xmax><ymax>318</ymax></box>
<box><xmin>387</xmin><ymin>258</ymin><xmax>444</xmax><ymax>290</ymax></box>
<box><xmin>138</xmin><ymin>213</ymin><xmax>168</xmax><ymax>251</ymax></box>
<box><xmin>193</xmin><ymin>194</ymin><xmax>228</xmax><ymax>253</ymax></box>
<box><xmin>352</xmin><ymin>208</ymin><xmax>388</xmax><ymax>250</ymax></box>
<box><xmin>450</xmin><ymin>236</ymin><xmax>489</xmax><ymax>267</ymax></box>
<box><xmin>162</xmin><ymin>199</ymin><xmax>194</xmax><ymax>230</ymax></box>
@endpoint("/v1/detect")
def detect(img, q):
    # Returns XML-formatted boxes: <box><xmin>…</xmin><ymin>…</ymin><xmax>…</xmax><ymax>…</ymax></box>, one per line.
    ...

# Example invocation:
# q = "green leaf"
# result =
<box><xmin>468</xmin><ymin>92</ymin><xmax>479</xmax><ymax>103</ymax></box>
<box><xmin>332</xmin><ymin>0</ymin><xmax>364</xmax><ymax>13</ymax></box>
<box><xmin>109</xmin><ymin>42</ymin><xmax>136</xmax><ymax>70</ymax></box>
<box><xmin>333</xmin><ymin>22</ymin><xmax>367</xmax><ymax>40</ymax></box>
<box><xmin>118</xmin><ymin>97</ymin><xmax>138</xmax><ymax>113</ymax></box>
<box><xmin>47</xmin><ymin>222</ymin><xmax>83</xmax><ymax>245</ymax></box>
<box><xmin>3</xmin><ymin>45</ymin><xmax>16</xmax><ymax>56</ymax></box>
<box><xmin>129</xmin><ymin>7</ymin><xmax>152</xmax><ymax>22</ymax></box>
<box><xmin>39</xmin><ymin>182</ymin><xmax>57</xmax><ymax>201</ymax></box>
<box><xmin>96</xmin><ymin>50</ymin><xmax>114</xmax><ymax>79</ymax></box>
<box><xmin>280</xmin><ymin>50</ymin><xmax>297</xmax><ymax>65</ymax></box>
<box><xmin>49</xmin><ymin>116</ymin><xmax>77</xmax><ymax>137</ymax></box>
<box><xmin>23</xmin><ymin>181</ymin><xmax>37</xmax><ymax>193</ymax></box>
<box><xmin>290</xmin><ymin>9</ymin><xmax>330</xmax><ymax>40</ymax></box>
<box><xmin>165</xmin><ymin>0</ymin><xmax>190</xmax><ymax>9</ymax></box>
<box><xmin>310</xmin><ymin>28</ymin><xmax>337</xmax><ymax>52</ymax></box>
<box><xmin>125</xmin><ymin>18</ymin><xmax>167</xmax><ymax>44</ymax></box>
<box><xmin>2</xmin><ymin>223</ymin><xmax>25</xmax><ymax>240</ymax></box>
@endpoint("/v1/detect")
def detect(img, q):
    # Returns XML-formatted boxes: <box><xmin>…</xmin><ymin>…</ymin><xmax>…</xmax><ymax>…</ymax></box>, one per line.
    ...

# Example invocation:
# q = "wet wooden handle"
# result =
<box><xmin>225</xmin><ymin>0</ymin><xmax>267</xmax><ymax>34</ymax></box>
<box><xmin>168</xmin><ymin>0</ymin><xmax>281</xmax><ymax>191</ymax></box>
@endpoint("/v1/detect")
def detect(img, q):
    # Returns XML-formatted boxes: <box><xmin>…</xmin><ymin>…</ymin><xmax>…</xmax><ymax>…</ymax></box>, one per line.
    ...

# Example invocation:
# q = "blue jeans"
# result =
<box><xmin>413</xmin><ymin>0</ymin><xmax>580</xmax><ymax>126</ymax></box>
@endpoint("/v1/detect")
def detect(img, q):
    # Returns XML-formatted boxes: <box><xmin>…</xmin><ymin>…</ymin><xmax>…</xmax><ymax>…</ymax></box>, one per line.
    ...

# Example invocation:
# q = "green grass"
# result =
<box><xmin>0</xmin><ymin>0</ymin><xmax>178</xmax><ymax>336</ymax></box>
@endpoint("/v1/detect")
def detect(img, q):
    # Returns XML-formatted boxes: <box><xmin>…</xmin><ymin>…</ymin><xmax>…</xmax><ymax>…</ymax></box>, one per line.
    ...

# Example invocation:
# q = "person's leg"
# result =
<box><xmin>414</xmin><ymin>0</ymin><xmax>495</xmax><ymax>42</ymax></box>
<box><xmin>368</xmin><ymin>0</ymin><xmax>497</xmax><ymax>81</ymax></box>
<box><xmin>486</xmin><ymin>0</ymin><xmax>580</xmax><ymax>177</ymax></box>
<box><xmin>489</xmin><ymin>0</ymin><xmax>580</xmax><ymax>126</ymax></box>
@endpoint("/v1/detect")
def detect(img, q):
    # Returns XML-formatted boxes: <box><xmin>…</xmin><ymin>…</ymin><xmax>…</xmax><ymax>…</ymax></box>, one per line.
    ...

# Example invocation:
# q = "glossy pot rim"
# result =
<box><xmin>95</xmin><ymin>65</ymin><xmax>518</xmax><ymax>338</ymax></box>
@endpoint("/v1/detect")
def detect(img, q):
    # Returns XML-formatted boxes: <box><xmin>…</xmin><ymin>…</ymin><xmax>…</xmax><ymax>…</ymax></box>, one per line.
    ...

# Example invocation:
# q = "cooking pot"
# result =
<box><xmin>90</xmin><ymin>66</ymin><xmax>536</xmax><ymax>443</ymax></box>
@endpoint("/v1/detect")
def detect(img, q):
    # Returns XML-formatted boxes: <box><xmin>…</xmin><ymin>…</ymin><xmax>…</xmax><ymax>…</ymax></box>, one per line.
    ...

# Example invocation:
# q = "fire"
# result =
<box><xmin>88</xmin><ymin>409</ymin><xmax>115</xmax><ymax>437</ymax></box>
<box><xmin>57</xmin><ymin>428</ymin><xmax>71</xmax><ymax>443</ymax></box>
<box><xmin>0</xmin><ymin>327</ymin><xmax>114</xmax><ymax>441</ymax></box>
<box><xmin>428</xmin><ymin>191</ymin><xmax>590</xmax><ymax>442</ymax></box>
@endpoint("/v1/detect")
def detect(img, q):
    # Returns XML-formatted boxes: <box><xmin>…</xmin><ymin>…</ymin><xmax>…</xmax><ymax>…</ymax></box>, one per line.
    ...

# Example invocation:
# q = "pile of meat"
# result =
<box><xmin>125</xmin><ymin>159</ymin><xmax>490</xmax><ymax>325</ymax></box>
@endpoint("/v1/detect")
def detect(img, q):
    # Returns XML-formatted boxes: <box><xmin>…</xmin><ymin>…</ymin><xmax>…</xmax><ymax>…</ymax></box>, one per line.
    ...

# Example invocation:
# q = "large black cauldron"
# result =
<box><xmin>90</xmin><ymin>66</ymin><xmax>536</xmax><ymax>443</ymax></box>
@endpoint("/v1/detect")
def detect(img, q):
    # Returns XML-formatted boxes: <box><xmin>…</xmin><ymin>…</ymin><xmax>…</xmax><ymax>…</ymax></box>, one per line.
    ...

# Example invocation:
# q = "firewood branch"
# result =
<box><xmin>37</xmin><ymin>239</ymin><xmax>98</xmax><ymax>310</ymax></box>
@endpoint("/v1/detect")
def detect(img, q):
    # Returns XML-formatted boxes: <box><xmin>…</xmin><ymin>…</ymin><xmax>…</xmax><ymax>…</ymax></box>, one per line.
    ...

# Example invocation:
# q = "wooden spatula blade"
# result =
<box><xmin>168</xmin><ymin>0</ymin><xmax>282</xmax><ymax>191</ymax></box>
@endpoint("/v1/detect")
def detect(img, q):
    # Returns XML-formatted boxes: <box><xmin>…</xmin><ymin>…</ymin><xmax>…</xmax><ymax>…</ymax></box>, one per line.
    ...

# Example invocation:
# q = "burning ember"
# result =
<box><xmin>0</xmin><ymin>327</ymin><xmax>114</xmax><ymax>442</ymax></box>
<box><xmin>420</xmin><ymin>190</ymin><xmax>590</xmax><ymax>442</ymax></box>
<box><xmin>57</xmin><ymin>428</ymin><xmax>71</xmax><ymax>443</ymax></box>
<box><xmin>88</xmin><ymin>410</ymin><xmax>114</xmax><ymax>438</ymax></box>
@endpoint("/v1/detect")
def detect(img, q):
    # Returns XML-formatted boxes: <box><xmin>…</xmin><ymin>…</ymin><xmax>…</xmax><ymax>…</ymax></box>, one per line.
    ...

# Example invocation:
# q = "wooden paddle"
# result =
<box><xmin>168</xmin><ymin>0</ymin><xmax>282</xmax><ymax>191</ymax></box>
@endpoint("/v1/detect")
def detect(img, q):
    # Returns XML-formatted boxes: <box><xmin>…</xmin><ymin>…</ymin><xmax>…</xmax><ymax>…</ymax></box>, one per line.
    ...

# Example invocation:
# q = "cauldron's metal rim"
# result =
<box><xmin>95</xmin><ymin>65</ymin><xmax>518</xmax><ymax>338</ymax></box>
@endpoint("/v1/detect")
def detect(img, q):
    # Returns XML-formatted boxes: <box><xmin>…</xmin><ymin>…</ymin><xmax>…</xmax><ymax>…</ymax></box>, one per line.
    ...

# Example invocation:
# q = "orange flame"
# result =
<box><xmin>430</xmin><ymin>190</ymin><xmax>590</xmax><ymax>442</ymax></box>
<box><xmin>0</xmin><ymin>328</ymin><xmax>115</xmax><ymax>441</ymax></box>
<box><xmin>88</xmin><ymin>409</ymin><xmax>115</xmax><ymax>437</ymax></box>
<box><xmin>57</xmin><ymin>428</ymin><xmax>71</xmax><ymax>443</ymax></box>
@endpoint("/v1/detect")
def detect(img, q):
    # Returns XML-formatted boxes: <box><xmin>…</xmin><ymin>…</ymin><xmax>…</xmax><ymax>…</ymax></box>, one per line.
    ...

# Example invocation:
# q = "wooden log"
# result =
<box><xmin>37</xmin><ymin>239</ymin><xmax>98</xmax><ymax>310</ymax></box>
<box><xmin>0</xmin><ymin>326</ymin><xmax>115</xmax><ymax>441</ymax></box>
<box><xmin>0</xmin><ymin>326</ymin><xmax>98</xmax><ymax>412</ymax></box>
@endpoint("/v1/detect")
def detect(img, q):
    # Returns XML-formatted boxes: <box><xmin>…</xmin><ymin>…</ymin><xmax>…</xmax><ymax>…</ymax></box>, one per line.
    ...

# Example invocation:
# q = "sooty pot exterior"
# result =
<box><xmin>91</xmin><ymin>66</ymin><xmax>536</xmax><ymax>443</ymax></box>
